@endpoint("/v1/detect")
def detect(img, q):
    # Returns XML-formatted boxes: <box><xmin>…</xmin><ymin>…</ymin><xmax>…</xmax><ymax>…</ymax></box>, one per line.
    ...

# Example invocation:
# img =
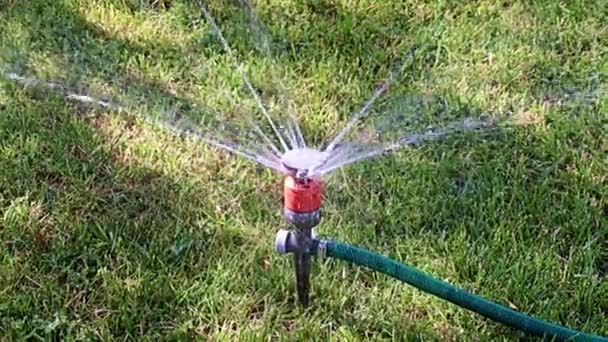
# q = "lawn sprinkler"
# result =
<box><xmin>275</xmin><ymin>148</ymin><xmax>325</xmax><ymax>307</ymax></box>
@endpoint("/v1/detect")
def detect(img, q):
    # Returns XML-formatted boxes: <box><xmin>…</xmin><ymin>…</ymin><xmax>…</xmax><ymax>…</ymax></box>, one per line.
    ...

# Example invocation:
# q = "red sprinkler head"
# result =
<box><xmin>283</xmin><ymin>176</ymin><xmax>323</xmax><ymax>213</ymax></box>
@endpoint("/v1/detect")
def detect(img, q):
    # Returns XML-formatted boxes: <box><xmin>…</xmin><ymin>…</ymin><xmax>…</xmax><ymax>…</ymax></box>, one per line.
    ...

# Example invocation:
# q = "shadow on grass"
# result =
<box><xmin>0</xmin><ymin>87</ymin><xmax>243</xmax><ymax>338</ymax></box>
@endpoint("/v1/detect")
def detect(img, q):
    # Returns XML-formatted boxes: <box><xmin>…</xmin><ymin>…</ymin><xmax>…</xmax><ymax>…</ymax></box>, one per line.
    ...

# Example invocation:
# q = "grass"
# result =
<box><xmin>0</xmin><ymin>0</ymin><xmax>606</xmax><ymax>340</ymax></box>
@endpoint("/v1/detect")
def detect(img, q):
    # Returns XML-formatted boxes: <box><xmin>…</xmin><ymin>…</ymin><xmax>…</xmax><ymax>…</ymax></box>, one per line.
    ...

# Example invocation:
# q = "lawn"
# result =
<box><xmin>0</xmin><ymin>0</ymin><xmax>606</xmax><ymax>340</ymax></box>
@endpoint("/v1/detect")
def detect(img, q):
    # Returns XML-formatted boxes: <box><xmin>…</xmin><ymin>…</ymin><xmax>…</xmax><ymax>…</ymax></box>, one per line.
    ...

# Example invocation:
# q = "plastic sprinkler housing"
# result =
<box><xmin>277</xmin><ymin>149</ymin><xmax>325</xmax><ymax>306</ymax></box>
<box><xmin>283</xmin><ymin>176</ymin><xmax>322</xmax><ymax>226</ymax></box>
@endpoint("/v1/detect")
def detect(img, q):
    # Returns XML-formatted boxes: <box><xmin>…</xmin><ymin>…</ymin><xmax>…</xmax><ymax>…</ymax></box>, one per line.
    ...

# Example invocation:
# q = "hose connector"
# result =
<box><xmin>275</xmin><ymin>229</ymin><xmax>317</xmax><ymax>254</ymax></box>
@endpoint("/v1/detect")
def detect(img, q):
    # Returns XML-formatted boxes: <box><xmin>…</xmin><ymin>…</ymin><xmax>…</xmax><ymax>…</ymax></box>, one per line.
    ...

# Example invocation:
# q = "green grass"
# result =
<box><xmin>1</xmin><ymin>0</ymin><xmax>606</xmax><ymax>340</ymax></box>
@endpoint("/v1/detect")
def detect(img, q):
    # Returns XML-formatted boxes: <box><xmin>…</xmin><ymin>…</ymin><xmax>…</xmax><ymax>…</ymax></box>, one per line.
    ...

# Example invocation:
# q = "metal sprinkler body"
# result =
<box><xmin>277</xmin><ymin>148</ymin><xmax>325</xmax><ymax>306</ymax></box>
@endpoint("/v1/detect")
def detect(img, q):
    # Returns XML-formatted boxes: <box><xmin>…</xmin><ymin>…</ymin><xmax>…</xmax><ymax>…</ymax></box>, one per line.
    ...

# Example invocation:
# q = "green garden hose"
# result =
<box><xmin>318</xmin><ymin>240</ymin><xmax>606</xmax><ymax>341</ymax></box>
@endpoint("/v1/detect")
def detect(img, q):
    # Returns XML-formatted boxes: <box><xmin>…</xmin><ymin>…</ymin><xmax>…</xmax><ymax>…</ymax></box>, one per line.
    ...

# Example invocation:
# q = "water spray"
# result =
<box><xmin>2</xmin><ymin>2</ymin><xmax>605</xmax><ymax>338</ymax></box>
<box><xmin>4</xmin><ymin>67</ymin><xmax>605</xmax><ymax>342</ymax></box>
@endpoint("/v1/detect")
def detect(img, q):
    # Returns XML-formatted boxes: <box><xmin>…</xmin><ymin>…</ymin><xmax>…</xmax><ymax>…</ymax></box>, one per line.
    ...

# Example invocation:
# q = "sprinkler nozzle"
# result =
<box><xmin>280</xmin><ymin>148</ymin><xmax>328</xmax><ymax>180</ymax></box>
